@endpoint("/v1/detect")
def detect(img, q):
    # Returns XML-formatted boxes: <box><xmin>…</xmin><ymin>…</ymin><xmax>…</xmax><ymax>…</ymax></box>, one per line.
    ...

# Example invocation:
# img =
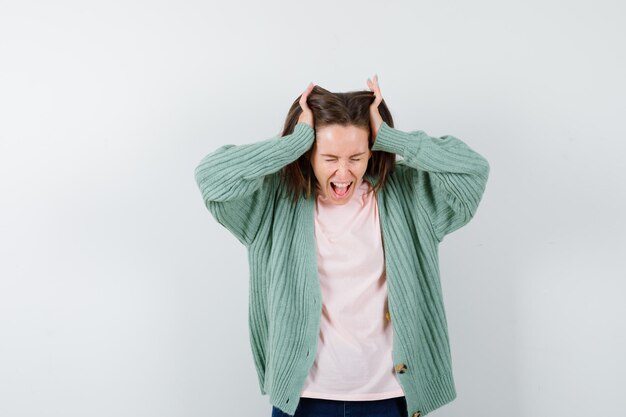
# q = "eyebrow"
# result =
<box><xmin>320</xmin><ymin>152</ymin><xmax>367</xmax><ymax>157</ymax></box>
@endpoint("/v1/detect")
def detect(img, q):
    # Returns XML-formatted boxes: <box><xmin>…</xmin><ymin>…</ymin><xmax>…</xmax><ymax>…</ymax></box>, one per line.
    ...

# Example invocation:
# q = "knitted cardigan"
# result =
<box><xmin>194</xmin><ymin>121</ymin><xmax>490</xmax><ymax>417</ymax></box>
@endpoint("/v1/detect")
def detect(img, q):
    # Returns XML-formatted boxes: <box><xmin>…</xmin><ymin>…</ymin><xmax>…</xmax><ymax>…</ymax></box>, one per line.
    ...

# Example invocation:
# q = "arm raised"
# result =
<box><xmin>194</xmin><ymin>122</ymin><xmax>315</xmax><ymax>246</ymax></box>
<box><xmin>371</xmin><ymin>121</ymin><xmax>490</xmax><ymax>242</ymax></box>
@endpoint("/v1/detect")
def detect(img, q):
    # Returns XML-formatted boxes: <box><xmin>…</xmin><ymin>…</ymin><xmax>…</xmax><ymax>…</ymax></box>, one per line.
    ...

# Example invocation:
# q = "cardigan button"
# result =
<box><xmin>394</xmin><ymin>362</ymin><xmax>407</xmax><ymax>374</ymax></box>
<box><xmin>385</xmin><ymin>311</ymin><xmax>391</xmax><ymax>321</ymax></box>
<box><xmin>412</xmin><ymin>411</ymin><xmax>421</xmax><ymax>417</ymax></box>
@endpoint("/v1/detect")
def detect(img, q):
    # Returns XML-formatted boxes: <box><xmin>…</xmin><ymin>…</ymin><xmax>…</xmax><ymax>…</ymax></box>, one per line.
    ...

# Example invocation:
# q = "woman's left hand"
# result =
<box><xmin>367</xmin><ymin>74</ymin><xmax>384</xmax><ymax>142</ymax></box>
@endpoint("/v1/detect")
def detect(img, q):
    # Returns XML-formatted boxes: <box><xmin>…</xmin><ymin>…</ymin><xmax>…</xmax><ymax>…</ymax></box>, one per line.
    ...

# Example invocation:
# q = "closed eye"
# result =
<box><xmin>324</xmin><ymin>159</ymin><xmax>361</xmax><ymax>162</ymax></box>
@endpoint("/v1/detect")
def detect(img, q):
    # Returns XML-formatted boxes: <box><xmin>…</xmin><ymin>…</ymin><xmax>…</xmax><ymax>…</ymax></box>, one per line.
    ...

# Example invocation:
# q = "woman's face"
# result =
<box><xmin>310</xmin><ymin>124</ymin><xmax>372</xmax><ymax>205</ymax></box>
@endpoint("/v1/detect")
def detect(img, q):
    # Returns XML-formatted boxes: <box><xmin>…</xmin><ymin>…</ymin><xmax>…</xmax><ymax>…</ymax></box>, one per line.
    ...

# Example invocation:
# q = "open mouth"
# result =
<box><xmin>330</xmin><ymin>181</ymin><xmax>353</xmax><ymax>198</ymax></box>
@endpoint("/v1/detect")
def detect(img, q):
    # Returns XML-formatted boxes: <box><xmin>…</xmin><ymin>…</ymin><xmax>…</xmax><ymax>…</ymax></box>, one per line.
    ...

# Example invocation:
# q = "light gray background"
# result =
<box><xmin>1</xmin><ymin>0</ymin><xmax>624</xmax><ymax>416</ymax></box>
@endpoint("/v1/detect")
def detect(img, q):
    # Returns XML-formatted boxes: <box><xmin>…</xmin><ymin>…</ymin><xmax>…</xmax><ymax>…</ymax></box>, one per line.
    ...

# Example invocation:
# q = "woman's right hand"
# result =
<box><xmin>297</xmin><ymin>82</ymin><xmax>315</xmax><ymax>128</ymax></box>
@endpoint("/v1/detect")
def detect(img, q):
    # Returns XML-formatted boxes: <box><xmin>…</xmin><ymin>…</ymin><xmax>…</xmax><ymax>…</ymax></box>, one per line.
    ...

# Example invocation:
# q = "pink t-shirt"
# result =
<box><xmin>300</xmin><ymin>178</ymin><xmax>405</xmax><ymax>401</ymax></box>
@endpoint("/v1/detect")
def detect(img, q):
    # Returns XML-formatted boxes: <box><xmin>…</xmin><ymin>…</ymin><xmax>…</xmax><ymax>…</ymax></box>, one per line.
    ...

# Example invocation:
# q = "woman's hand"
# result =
<box><xmin>297</xmin><ymin>82</ymin><xmax>315</xmax><ymax>128</ymax></box>
<box><xmin>367</xmin><ymin>74</ymin><xmax>383</xmax><ymax>141</ymax></box>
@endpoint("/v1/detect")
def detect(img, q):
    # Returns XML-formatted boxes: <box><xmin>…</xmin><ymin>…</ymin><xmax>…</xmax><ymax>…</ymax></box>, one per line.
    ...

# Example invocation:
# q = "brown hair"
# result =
<box><xmin>278</xmin><ymin>85</ymin><xmax>396</xmax><ymax>205</ymax></box>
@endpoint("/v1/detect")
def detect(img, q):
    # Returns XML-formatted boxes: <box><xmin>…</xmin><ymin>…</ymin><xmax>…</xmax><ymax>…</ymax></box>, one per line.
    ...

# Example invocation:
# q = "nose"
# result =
<box><xmin>336</xmin><ymin>163</ymin><xmax>352</xmax><ymax>178</ymax></box>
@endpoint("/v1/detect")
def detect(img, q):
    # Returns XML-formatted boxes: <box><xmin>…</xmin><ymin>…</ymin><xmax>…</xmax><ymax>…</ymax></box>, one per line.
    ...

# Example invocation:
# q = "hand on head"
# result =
<box><xmin>297</xmin><ymin>76</ymin><xmax>383</xmax><ymax>139</ymax></box>
<box><xmin>297</xmin><ymin>82</ymin><xmax>315</xmax><ymax>128</ymax></box>
<box><xmin>367</xmin><ymin>74</ymin><xmax>384</xmax><ymax>141</ymax></box>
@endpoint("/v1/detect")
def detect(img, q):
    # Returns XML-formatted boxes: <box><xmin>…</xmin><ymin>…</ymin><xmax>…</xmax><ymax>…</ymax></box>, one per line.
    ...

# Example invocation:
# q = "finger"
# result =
<box><xmin>372</xmin><ymin>76</ymin><xmax>379</xmax><ymax>90</ymax></box>
<box><xmin>374</xmin><ymin>78</ymin><xmax>381</xmax><ymax>97</ymax></box>
<box><xmin>301</xmin><ymin>89</ymin><xmax>312</xmax><ymax>111</ymax></box>
<box><xmin>371</xmin><ymin>75</ymin><xmax>379</xmax><ymax>90</ymax></box>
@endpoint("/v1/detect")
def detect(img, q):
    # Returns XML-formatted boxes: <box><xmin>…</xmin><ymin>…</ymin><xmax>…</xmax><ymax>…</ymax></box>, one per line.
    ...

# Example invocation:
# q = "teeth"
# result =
<box><xmin>332</xmin><ymin>181</ymin><xmax>352</xmax><ymax>188</ymax></box>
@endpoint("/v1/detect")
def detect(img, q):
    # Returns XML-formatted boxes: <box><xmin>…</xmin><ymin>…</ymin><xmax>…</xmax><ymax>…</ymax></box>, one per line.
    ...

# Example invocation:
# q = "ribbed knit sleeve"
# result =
<box><xmin>371</xmin><ymin>121</ymin><xmax>490</xmax><ymax>242</ymax></box>
<box><xmin>194</xmin><ymin>122</ymin><xmax>315</xmax><ymax>246</ymax></box>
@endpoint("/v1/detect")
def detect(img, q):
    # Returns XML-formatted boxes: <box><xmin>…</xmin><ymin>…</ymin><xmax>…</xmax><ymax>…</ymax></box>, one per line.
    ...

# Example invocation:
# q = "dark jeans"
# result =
<box><xmin>271</xmin><ymin>396</ymin><xmax>408</xmax><ymax>417</ymax></box>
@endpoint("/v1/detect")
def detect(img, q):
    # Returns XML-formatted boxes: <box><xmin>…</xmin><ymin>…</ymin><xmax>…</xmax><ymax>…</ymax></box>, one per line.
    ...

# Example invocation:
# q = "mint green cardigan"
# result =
<box><xmin>194</xmin><ymin>121</ymin><xmax>490</xmax><ymax>417</ymax></box>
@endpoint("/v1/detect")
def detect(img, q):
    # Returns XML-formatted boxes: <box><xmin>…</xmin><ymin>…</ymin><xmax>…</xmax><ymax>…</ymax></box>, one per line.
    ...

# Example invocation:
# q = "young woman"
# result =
<box><xmin>194</xmin><ymin>75</ymin><xmax>490</xmax><ymax>417</ymax></box>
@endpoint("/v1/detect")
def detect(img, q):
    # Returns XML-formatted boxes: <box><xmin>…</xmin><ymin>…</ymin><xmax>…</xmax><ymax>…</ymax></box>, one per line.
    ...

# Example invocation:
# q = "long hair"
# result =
<box><xmin>278</xmin><ymin>85</ymin><xmax>396</xmax><ymax>205</ymax></box>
